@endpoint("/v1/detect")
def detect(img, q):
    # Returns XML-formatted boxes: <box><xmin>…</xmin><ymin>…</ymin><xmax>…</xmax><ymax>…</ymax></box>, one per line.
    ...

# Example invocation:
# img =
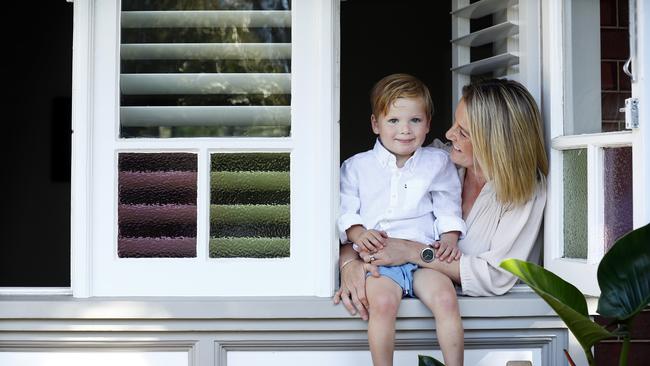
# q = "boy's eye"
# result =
<box><xmin>387</xmin><ymin>118</ymin><xmax>399</xmax><ymax>124</ymax></box>
<box><xmin>410</xmin><ymin>118</ymin><xmax>422</xmax><ymax>123</ymax></box>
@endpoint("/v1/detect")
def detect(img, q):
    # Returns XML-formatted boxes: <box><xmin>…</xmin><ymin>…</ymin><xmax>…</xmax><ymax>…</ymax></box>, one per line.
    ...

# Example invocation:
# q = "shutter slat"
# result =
<box><xmin>122</xmin><ymin>10</ymin><xmax>291</xmax><ymax>28</ymax></box>
<box><xmin>451</xmin><ymin>52</ymin><xmax>519</xmax><ymax>75</ymax></box>
<box><xmin>121</xmin><ymin>73</ymin><xmax>291</xmax><ymax>95</ymax></box>
<box><xmin>451</xmin><ymin>21</ymin><xmax>518</xmax><ymax>47</ymax></box>
<box><xmin>452</xmin><ymin>0</ymin><xmax>518</xmax><ymax>19</ymax></box>
<box><xmin>120</xmin><ymin>106</ymin><xmax>291</xmax><ymax>127</ymax></box>
<box><xmin>121</xmin><ymin>43</ymin><xmax>291</xmax><ymax>60</ymax></box>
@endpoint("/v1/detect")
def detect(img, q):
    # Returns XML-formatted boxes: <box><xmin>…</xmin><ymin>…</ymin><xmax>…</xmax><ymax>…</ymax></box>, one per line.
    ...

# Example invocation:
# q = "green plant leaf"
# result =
<box><xmin>500</xmin><ymin>259</ymin><xmax>614</xmax><ymax>353</ymax></box>
<box><xmin>418</xmin><ymin>354</ymin><xmax>445</xmax><ymax>366</ymax></box>
<box><xmin>597</xmin><ymin>222</ymin><xmax>650</xmax><ymax>320</ymax></box>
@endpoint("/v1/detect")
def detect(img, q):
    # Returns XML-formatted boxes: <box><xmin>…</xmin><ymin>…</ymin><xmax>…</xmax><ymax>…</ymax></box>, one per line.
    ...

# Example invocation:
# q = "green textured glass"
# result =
<box><xmin>120</xmin><ymin>1</ymin><xmax>291</xmax><ymax>138</ymax></box>
<box><xmin>210</xmin><ymin>153</ymin><xmax>289</xmax><ymax>258</ymax></box>
<box><xmin>563</xmin><ymin>149</ymin><xmax>588</xmax><ymax>259</ymax></box>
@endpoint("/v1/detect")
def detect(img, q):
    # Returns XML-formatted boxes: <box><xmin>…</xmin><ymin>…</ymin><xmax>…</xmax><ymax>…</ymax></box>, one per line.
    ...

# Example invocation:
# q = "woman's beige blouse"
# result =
<box><xmin>429</xmin><ymin>139</ymin><xmax>547</xmax><ymax>297</ymax></box>
<box><xmin>457</xmin><ymin>175</ymin><xmax>547</xmax><ymax>296</ymax></box>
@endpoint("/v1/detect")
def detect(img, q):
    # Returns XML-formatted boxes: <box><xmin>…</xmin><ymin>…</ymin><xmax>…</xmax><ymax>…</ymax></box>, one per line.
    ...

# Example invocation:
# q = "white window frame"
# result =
<box><xmin>71</xmin><ymin>0</ymin><xmax>338</xmax><ymax>297</ymax></box>
<box><xmin>541</xmin><ymin>0</ymin><xmax>650</xmax><ymax>296</ymax></box>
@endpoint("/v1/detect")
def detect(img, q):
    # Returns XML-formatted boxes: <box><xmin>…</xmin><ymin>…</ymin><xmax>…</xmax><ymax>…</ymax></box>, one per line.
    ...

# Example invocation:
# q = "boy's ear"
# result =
<box><xmin>370</xmin><ymin>114</ymin><xmax>380</xmax><ymax>134</ymax></box>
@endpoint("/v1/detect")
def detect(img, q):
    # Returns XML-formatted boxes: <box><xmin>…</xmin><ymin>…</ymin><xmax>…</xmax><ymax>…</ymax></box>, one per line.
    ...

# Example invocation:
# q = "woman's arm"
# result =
<box><xmin>333</xmin><ymin>244</ymin><xmax>379</xmax><ymax>320</ymax></box>
<box><xmin>362</xmin><ymin>238</ymin><xmax>461</xmax><ymax>284</ymax></box>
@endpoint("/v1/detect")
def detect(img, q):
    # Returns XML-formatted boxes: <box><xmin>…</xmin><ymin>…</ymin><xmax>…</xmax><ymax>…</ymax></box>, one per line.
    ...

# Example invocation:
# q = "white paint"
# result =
<box><xmin>544</xmin><ymin>0</ymin><xmax>642</xmax><ymax>297</ymax></box>
<box><xmin>77</xmin><ymin>0</ymin><xmax>336</xmax><ymax>296</ymax></box>
<box><xmin>227</xmin><ymin>349</ymin><xmax>540</xmax><ymax>366</ymax></box>
<box><xmin>0</xmin><ymin>351</ymin><xmax>188</xmax><ymax>366</ymax></box>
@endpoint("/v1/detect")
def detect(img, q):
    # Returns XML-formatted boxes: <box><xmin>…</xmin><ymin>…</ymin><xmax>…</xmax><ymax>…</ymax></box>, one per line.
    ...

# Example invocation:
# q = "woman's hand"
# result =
<box><xmin>360</xmin><ymin>237</ymin><xmax>419</xmax><ymax>267</ymax></box>
<box><xmin>333</xmin><ymin>258</ymin><xmax>379</xmax><ymax>321</ymax></box>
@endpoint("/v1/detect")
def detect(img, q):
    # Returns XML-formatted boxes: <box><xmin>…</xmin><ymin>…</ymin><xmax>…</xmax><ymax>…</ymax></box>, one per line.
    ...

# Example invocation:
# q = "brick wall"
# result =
<box><xmin>594</xmin><ymin>309</ymin><xmax>650</xmax><ymax>365</ymax></box>
<box><xmin>600</xmin><ymin>0</ymin><xmax>631</xmax><ymax>131</ymax></box>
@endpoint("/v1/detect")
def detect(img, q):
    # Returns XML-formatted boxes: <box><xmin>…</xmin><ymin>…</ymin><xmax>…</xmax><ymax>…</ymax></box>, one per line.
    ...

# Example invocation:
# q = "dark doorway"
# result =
<box><xmin>0</xmin><ymin>2</ymin><xmax>72</xmax><ymax>286</ymax></box>
<box><xmin>340</xmin><ymin>1</ymin><xmax>453</xmax><ymax>162</ymax></box>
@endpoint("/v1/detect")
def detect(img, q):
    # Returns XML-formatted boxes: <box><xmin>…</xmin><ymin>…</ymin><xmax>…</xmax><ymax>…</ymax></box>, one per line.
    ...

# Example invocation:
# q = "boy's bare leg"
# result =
<box><xmin>366</xmin><ymin>276</ymin><xmax>403</xmax><ymax>366</ymax></box>
<box><xmin>413</xmin><ymin>268</ymin><xmax>464</xmax><ymax>366</ymax></box>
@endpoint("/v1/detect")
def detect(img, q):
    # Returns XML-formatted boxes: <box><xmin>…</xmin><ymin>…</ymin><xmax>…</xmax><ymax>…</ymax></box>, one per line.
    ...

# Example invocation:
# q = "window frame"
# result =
<box><xmin>71</xmin><ymin>0</ymin><xmax>338</xmax><ymax>297</ymax></box>
<box><xmin>541</xmin><ymin>0</ymin><xmax>650</xmax><ymax>296</ymax></box>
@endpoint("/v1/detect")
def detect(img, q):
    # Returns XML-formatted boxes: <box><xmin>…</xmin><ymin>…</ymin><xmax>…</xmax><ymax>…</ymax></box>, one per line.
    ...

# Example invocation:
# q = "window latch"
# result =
<box><xmin>619</xmin><ymin>98</ymin><xmax>639</xmax><ymax>129</ymax></box>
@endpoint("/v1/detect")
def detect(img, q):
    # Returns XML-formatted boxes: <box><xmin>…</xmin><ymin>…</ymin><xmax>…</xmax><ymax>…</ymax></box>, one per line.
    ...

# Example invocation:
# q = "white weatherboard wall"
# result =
<box><xmin>228</xmin><ymin>349</ymin><xmax>540</xmax><ymax>366</ymax></box>
<box><xmin>0</xmin><ymin>352</ymin><xmax>189</xmax><ymax>366</ymax></box>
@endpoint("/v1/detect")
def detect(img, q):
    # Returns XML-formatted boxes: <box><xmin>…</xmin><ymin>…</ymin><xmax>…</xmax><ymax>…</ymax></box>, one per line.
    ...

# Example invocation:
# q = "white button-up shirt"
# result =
<box><xmin>338</xmin><ymin>139</ymin><xmax>466</xmax><ymax>246</ymax></box>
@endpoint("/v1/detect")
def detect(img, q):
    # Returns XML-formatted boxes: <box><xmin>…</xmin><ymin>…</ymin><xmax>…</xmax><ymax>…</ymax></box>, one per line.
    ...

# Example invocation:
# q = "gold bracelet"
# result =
<box><xmin>339</xmin><ymin>258</ymin><xmax>357</xmax><ymax>271</ymax></box>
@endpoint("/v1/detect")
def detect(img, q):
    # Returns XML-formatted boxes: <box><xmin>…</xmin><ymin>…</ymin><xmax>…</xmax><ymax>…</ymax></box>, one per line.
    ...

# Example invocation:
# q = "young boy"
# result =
<box><xmin>338</xmin><ymin>74</ymin><xmax>466</xmax><ymax>366</ymax></box>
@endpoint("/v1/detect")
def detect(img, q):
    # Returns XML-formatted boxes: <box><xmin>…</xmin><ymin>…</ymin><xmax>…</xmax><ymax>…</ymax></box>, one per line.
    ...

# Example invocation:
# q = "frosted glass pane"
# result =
<box><xmin>120</xmin><ymin>1</ymin><xmax>291</xmax><ymax>138</ymax></box>
<box><xmin>210</xmin><ymin>153</ymin><xmax>289</xmax><ymax>258</ymax></box>
<box><xmin>603</xmin><ymin>147</ymin><xmax>632</xmax><ymax>251</ymax></box>
<box><xmin>563</xmin><ymin>149</ymin><xmax>588</xmax><ymax>259</ymax></box>
<box><xmin>118</xmin><ymin>153</ymin><xmax>197</xmax><ymax>257</ymax></box>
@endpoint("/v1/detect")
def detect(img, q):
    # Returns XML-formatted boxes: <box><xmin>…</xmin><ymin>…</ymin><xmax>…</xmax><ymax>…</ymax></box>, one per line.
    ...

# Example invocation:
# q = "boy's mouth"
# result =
<box><xmin>395</xmin><ymin>138</ymin><xmax>415</xmax><ymax>144</ymax></box>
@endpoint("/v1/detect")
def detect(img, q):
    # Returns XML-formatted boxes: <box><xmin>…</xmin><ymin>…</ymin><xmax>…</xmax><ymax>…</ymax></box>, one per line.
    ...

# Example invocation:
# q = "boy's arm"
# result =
<box><xmin>429</xmin><ymin>153</ymin><xmax>466</xmax><ymax>240</ymax></box>
<box><xmin>338</xmin><ymin>160</ymin><xmax>365</xmax><ymax>243</ymax></box>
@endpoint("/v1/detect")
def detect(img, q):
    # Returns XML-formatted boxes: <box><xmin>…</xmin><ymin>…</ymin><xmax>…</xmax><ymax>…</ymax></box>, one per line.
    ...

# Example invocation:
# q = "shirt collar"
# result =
<box><xmin>372</xmin><ymin>138</ymin><xmax>421</xmax><ymax>171</ymax></box>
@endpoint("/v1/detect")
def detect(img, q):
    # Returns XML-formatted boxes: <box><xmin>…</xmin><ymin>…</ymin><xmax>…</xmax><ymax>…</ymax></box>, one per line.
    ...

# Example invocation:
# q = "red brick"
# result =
<box><xmin>601</xmin><ymin>29</ymin><xmax>630</xmax><ymax>60</ymax></box>
<box><xmin>601</xmin><ymin>92</ymin><xmax>630</xmax><ymax>120</ymax></box>
<box><xmin>602</xmin><ymin>121</ymin><xmax>622</xmax><ymax>132</ymax></box>
<box><xmin>601</xmin><ymin>61</ymin><xmax>617</xmax><ymax>90</ymax></box>
<box><xmin>600</xmin><ymin>0</ymin><xmax>617</xmax><ymax>26</ymax></box>
<box><xmin>595</xmin><ymin>310</ymin><xmax>650</xmax><ymax>339</ymax></box>
<box><xmin>619</xmin><ymin>0</ymin><xmax>629</xmax><ymax>27</ymax></box>
<box><xmin>595</xmin><ymin>341</ymin><xmax>650</xmax><ymax>365</ymax></box>
<box><xmin>619</xmin><ymin>61</ymin><xmax>631</xmax><ymax>91</ymax></box>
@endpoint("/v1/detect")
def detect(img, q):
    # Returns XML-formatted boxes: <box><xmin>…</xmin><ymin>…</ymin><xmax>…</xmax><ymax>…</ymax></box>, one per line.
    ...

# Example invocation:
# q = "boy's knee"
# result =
<box><xmin>369</xmin><ymin>293</ymin><xmax>401</xmax><ymax>317</ymax></box>
<box><xmin>434</xmin><ymin>288</ymin><xmax>459</xmax><ymax>312</ymax></box>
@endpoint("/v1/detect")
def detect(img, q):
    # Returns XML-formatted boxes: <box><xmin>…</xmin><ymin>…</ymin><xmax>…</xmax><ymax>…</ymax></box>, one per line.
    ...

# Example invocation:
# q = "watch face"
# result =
<box><xmin>421</xmin><ymin>247</ymin><xmax>434</xmax><ymax>262</ymax></box>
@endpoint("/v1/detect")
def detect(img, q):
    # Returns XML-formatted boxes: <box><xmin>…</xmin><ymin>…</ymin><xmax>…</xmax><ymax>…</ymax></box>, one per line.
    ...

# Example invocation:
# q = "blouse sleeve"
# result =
<box><xmin>459</xmin><ymin>180</ymin><xmax>547</xmax><ymax>296</ymax></box>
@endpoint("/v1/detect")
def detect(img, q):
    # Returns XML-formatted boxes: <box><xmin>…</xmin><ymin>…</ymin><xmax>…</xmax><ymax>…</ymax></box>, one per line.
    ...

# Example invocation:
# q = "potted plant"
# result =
<box><xmin>500</xmin><ymin>223</ymin><xmax>650</xmax><ymax>365</ymax></box>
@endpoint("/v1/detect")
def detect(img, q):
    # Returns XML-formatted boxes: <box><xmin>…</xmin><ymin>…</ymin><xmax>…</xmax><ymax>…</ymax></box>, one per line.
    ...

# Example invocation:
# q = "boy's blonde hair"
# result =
<box><xmin>370</xmin><ymin>73</ymin><xmax>434</xmax><ymax>120</ymax></box>
<box><xmin>462</xmin><ymin>79</ymin><xmax>549</xmax><ymax>206</ymax></box>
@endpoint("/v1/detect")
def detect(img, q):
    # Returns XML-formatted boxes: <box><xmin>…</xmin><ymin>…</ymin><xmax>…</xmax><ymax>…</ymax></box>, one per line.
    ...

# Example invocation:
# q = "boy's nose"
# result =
<box><xmin>399</xmin><ymin>124</ymin><xmax>412</xmax><ymax>134</ymax></box>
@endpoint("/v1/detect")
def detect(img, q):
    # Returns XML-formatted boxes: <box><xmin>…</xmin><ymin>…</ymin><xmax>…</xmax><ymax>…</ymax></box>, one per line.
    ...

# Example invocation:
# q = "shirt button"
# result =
<box><xmin>387</xmin><ymin>209</ymin><xmax>393</xmax><ymax>214</ymax></box>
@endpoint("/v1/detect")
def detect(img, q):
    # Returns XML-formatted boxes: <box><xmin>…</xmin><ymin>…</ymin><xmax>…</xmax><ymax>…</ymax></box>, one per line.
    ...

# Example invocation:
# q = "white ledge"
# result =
<box><xmin>0</xmin><ymin>292</ymin><xmax>555</xmax><ymax>320</ymax></box>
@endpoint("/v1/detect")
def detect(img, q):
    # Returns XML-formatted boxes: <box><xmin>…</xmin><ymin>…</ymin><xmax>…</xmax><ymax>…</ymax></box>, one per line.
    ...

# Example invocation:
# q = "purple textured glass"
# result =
<box><xmin>603</xmin><ymin>147</ymin><xmax>632</xmax><ymax>252</ymax></box>
<box><xmin>118</xmin><ymin>153</ymin><xmax>197</xmax><ymax>258</ymax></box>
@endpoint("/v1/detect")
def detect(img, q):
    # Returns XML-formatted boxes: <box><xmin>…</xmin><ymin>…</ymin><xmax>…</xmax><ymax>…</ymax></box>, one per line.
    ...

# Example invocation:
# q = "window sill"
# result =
<box><xmin>0</xmin><ymin>292</ymin><xmax>560</xmax><ymax>320</ymax></box>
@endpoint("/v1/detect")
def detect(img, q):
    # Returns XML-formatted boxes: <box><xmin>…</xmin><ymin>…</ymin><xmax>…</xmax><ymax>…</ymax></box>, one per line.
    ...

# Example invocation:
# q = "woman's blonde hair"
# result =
<box><xmin>462</xmin><ymin>79</ymin><xmax>548</xmax><ymax>206</ymax></box>
<box><xmin>370</xmin><ymin>73</ymin><xmax>434</xmax><ymax>120</ymax></box>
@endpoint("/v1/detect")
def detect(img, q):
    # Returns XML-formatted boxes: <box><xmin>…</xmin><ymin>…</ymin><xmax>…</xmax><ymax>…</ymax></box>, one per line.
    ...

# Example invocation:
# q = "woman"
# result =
<box><xmin>334</xmin><ymin>79</ymin><xmax>549</xmax><ymax>323</ymax></box>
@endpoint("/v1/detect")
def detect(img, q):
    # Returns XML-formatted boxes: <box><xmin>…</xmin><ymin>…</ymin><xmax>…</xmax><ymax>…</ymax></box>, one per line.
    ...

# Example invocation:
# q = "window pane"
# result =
<box><xmin>120</xmin><ymin>1</ymin><xmax>292</xmax><ymax>138</ymax></box>
<box><xmin>564</xmin><ymin>0</ymin><xmax>630</xmax><ymax>134</ymax></box>
<box><xmin>210</xmin><ymin>153</ymin><xmax>289</xmax><ymax>258</ymax></box>
<box><xmin>603</xmin><ymin>146</ymin><xmax>632</xmax><ymax>251</ymax></box>
<box><xmin>118</xmin><ymin>153</ymin><xmax>197</xmax><ymax>257</ymax></box>
<box><xmin>563</xmin><ymin>149</ymin><xmax>588</xmax><ymax>259</ymax></box>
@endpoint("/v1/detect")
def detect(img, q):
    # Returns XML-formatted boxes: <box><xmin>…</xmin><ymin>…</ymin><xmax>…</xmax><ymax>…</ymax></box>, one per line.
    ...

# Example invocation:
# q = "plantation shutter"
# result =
<box><xmin>120</xmin><ymin>2</ymin><xmax>292</xmax><ymax>138</ymax></box>
<box><xmin>451</xmin><ymin>0</ymin><xmax>540</xmax><ymax>105</ymax></box>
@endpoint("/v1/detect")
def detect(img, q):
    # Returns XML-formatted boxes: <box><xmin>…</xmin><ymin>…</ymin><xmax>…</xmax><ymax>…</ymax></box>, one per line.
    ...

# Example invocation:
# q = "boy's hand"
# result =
<box><xmin>347</xmin><ymin>225</ymin><xmax>387</xmax><ymax>252</ymax></box>
<box><xmin>434</xmin><ymin>231</ymin><xmax>461</xmax><ymax>263</ymax></box>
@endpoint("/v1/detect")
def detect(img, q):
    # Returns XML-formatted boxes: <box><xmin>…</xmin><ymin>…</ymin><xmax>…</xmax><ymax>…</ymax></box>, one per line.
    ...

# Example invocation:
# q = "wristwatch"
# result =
<box><xmin>420</xmin><ymin>244</ymin><xmax>436</xmax><ymax>263</ymax></box>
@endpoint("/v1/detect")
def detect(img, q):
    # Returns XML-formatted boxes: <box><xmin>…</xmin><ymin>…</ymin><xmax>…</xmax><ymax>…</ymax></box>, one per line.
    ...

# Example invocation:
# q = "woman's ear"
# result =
<box><xmin>370</xmin><ymin>114</ymin><xmax>380</xmax><ymax>134</ymax></box>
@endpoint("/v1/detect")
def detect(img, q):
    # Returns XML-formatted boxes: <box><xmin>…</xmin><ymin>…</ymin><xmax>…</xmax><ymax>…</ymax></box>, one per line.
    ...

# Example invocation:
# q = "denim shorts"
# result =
<box><xmin>367</xmin><ymin>263</ymin><xmax>419</xmax><ymax>297</ymax></box>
